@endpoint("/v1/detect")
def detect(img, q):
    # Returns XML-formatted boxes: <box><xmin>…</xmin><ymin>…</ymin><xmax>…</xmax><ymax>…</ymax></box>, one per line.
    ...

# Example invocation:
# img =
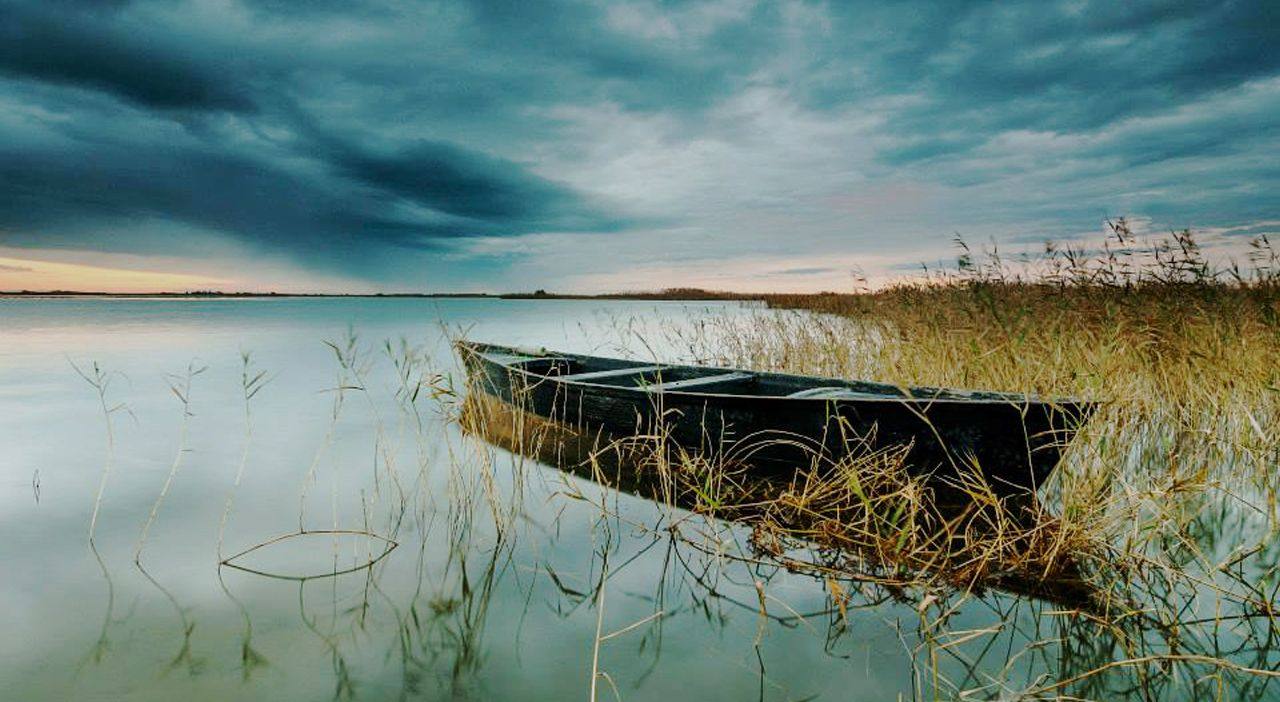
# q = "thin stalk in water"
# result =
<box><xmin>217</xmin><ymin>351</ymin><xmax>270</xmax><ymax>561</ymax></box>
<box><xmin>135</xmin><ymin>361</ymin><xmax>205</xmax><ymax>564</ymax></box>
<box><xmin>72</xmin><ymin>360</ymin><xmax>129</xmax><ymax>543</ymax></box>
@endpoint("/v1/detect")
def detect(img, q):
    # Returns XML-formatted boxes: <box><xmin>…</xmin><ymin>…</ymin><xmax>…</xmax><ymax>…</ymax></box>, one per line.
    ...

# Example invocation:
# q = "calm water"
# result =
<box><xmin>0</xmin><ymin>297</ymin><xmax>1268</xmax><ymax>701</ymax></box>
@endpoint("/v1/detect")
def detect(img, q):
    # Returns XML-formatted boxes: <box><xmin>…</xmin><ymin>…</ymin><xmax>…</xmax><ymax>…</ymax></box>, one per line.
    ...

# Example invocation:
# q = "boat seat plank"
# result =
<box><xmin>486</xmin><ymin>353</ymin><xmax>544</xmax><ymax>366</ymax></box>
<box><xmin>559</xmin><ymin>365</ymin><xmax>664</xmax><ymax>382</ymax></box>
<box><xmin>647</xmin><ymin>371</ymin><xmax>753</xmax><ymax>392</ymax></box>
<box><xmin>787</xmin><ymin>386</ymin><xmax>881</xmax><ymax>400</ymax></box>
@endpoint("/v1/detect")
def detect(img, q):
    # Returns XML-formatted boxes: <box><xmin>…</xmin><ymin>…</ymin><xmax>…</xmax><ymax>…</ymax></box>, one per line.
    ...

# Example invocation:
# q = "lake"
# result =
<box><xmin>0</xmin><ymin>297</ymin><xmax>1267</xmax><ymax>700</ymax></box>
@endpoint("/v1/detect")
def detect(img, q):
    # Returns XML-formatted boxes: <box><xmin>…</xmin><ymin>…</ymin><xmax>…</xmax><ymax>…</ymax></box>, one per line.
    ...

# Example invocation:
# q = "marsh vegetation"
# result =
<box><xmin>584</xmin><ymin>221</ymin><xmax>1280</xmax><ymax>698</ymax></box>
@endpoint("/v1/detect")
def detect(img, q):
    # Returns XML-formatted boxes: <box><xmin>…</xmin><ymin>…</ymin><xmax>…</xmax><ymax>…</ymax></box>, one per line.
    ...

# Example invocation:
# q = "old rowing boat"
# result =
<box><xmin>457</xmin><ymin>341</ymin><xmax>1095</xmax><ymax>498</ymax></box>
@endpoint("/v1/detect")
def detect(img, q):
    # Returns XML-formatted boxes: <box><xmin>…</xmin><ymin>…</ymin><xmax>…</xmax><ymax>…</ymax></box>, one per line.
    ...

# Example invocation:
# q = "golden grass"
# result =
<box><xmin>627</xmin><ymin>225</ymin><xmax>1280</xmax><ymax>568</ymax></box>
<box><xmin>754</xmin><ymin>229</ymin><xmax>1280</xmax><ymax>548</ymax></box>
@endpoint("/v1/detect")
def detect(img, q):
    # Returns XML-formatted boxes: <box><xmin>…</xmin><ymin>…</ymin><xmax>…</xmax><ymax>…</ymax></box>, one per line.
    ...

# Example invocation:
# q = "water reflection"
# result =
<box><xmin>214</xmin><ymin>567</ymin><xmax>268</xmax><ymax>682</ymax></box>
<box><xmin>135</xmin><ymin>559</ymin><xmax>203</xmax><ymax>676</ymax></box>
<box><xmin>221</xmin><ymin>530</ymin><xmax>398</xmax><ymax>580</ymax></box>
<box><xmin>84</xmin><ymin>542</ymin><xmax>115</xmax><ymax>667</ymax></box>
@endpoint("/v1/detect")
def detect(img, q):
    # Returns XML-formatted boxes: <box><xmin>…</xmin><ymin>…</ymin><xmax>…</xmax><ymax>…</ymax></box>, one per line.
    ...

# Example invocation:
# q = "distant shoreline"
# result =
<box><xmin>0</xmin><ymin>288</ymin><xmax>766</xmax><ymax>301</ymax></box>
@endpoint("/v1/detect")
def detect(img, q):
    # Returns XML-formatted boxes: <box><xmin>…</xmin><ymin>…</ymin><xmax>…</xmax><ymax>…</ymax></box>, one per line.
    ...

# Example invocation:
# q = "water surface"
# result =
<box><xmin>0</xmin><ymin>297</ymin><xmax>1271</xmax><ymax>701</ymax></box>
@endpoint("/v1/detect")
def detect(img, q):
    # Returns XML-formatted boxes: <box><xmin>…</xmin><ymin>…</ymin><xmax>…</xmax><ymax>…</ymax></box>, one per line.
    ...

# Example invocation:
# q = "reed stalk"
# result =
<box><xmin>217</xmin><ymin>351</ymin><xmax>269</xmax><ymax>561</ymax></box>
<box><xmin>135</xmin><ymin>362</ymin><xmax>205</xmax><ymax>564</ymax></box>
<box><xmin>72</xmin><ymin>360</ymin><xmax>125</xmax><ymax>543</ymax></box>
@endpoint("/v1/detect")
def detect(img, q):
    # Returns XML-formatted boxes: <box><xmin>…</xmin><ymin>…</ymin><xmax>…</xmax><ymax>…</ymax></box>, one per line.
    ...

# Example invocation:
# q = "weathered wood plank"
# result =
<box><xmin>560</xmin><ymin>365</ymin><xmax>664</xmax><ymax>382</ymax></box>
<box><xmin>788</xmin><ymin>386</ymin><xmax>882</xmax><ymax>399</ymax></box>
<box><xmin>646</xmin><ymin>371</ymin><xmax>753</xmax><ymax>392</ymax></box>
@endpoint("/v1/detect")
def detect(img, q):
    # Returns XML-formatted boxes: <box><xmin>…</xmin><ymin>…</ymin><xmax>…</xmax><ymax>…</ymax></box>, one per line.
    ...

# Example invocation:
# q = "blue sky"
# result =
<box><xmin>0</xmin><ymin>0</ymin><xmax>1276</xmax><ymax>292</ymax></box>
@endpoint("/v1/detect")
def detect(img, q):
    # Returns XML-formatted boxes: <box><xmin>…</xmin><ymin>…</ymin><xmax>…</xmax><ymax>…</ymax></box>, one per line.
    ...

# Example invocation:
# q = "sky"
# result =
<box><xmin>0</xmin><ymin>0</ymin><xmax>1277</xmax><ymax>293</ymax></box>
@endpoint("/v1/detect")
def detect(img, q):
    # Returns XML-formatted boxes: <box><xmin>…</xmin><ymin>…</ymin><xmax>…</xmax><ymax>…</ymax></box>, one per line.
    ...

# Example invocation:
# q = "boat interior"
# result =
<box><xmin>465</xmin><ymin>342</ymin><xmax>1050</xmax><ymax>404</ymax></box>
<box><xmin>475</xmin><ymin>346</ymin><xmax>914</xmax><ymax>400</ymax></box>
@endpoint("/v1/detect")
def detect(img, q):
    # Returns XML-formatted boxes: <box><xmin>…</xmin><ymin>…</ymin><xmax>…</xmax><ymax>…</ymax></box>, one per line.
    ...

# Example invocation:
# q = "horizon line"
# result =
<box><xmin>0</xmin><ymin>288</ymin><xmax>784</xmax><ymax>300</ymax></box>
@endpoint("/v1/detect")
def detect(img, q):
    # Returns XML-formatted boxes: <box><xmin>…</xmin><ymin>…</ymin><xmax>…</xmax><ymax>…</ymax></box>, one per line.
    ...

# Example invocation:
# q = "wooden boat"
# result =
<box><xmin>461</xmin><ymin>390</ymin><xmax>1105</xmax><ymax>610</ymax></box>
<box><xmin>457</xmin><ymin>341</ymin><xmax>1096</xmax><ymax>499</ymax></box>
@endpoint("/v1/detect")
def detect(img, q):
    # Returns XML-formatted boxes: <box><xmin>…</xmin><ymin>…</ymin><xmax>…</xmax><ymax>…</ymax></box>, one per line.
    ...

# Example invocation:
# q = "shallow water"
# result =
<box><xmin>0</xmin><ymin>297</ymin><xmax>1275</xmax><ymax>700</ymax></box>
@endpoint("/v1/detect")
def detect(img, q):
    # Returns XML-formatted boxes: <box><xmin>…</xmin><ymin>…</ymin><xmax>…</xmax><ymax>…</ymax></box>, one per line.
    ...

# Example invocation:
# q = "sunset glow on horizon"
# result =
<box><xmin>0</xmin><ymin>256</ymin><xmax>235</xmax><ymax>294</ymax></box>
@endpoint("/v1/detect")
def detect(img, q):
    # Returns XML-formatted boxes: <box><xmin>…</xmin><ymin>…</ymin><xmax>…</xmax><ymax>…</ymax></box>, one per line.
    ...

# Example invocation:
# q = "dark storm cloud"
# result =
<box><xmin>0</xmin><ymin>0</ymin><xmax>1276</xmax><ymax>287</ymax></box>
<box><xmin>322</xmin><ymin>139</ymin><xmax>612</xmax><ymax>227</ymax></box>
<box><xmin>0</xmin><ymin>0</ymin><xmax>639</xmax><ymax>275</ymax></box>
<box><xmin>0</xmin><ymin>130</ymin><xmax>620</xmax><ymax>274</ymax></box>
<box><xmin>0</xmin><ymin>2</ymin><xmax>256</xmax><ymax>111</ymax></box>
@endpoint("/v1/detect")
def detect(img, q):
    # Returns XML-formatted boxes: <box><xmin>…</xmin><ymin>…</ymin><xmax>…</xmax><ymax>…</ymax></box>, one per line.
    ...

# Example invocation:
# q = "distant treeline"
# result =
<box><xmin>499</xmin><ymin>287</ymin><xmax>764</xmax><ymax>300</ymax></box>
<box><xmin>0</xmin><ymin>287</ymin><xmax>768</xmax><ymax>301</ymax></box>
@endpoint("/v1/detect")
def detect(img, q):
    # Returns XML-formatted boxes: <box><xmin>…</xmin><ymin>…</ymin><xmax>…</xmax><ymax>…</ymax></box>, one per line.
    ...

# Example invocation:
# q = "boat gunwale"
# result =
<box><xmin>457</xmin><ymin>341</ymin><xmax>1095</xmax><ymax>410</ymax></box>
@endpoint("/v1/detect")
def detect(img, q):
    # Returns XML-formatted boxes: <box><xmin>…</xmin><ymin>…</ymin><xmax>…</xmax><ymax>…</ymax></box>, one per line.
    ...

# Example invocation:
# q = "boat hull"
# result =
<box><xmin>459</xmin><ymin>342</ymin><xmax>1093</xmax><ymax>499</ymax></box>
